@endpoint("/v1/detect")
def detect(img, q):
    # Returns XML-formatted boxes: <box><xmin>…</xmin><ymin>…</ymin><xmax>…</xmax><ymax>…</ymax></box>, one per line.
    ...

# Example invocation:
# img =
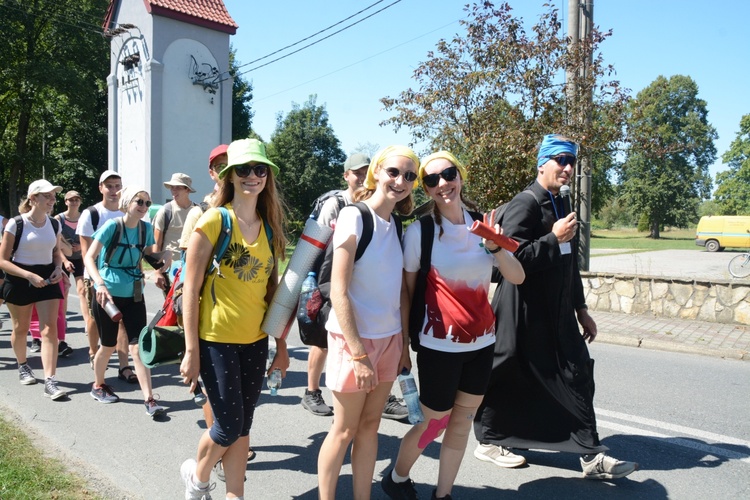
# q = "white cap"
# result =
<box><xmin>28</xmin><ymin>179</ymin><xmax>62</xmax><ymax>197</ymax></box>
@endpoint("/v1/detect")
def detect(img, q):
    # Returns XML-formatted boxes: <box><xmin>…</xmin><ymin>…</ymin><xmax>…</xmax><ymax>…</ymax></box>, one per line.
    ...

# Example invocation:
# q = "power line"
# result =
<box><xmin>253</xmin><ymin>18</ymin><xmax>464</xmax><ymax>103</ymax></box>
<box><xmin>231</xmin><ymin>0</ymin><xmax>403</xmax><ymax>78</ymax></box>
<box><xmin>235</xmin><ymin>0</ymin><xmax>391</xmax><ymax>70</ymax></box>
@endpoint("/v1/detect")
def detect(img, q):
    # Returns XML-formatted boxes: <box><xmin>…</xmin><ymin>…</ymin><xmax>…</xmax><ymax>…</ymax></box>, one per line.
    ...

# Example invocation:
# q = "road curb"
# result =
<box><xmin>598</xmin><ymin>332</ymin><xmax>750</xmax><ymax>361</ymax></box>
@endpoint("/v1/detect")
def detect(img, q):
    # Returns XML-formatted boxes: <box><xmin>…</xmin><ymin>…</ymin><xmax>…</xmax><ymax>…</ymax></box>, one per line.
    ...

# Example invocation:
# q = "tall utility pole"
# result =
<box><xmin>566</xmin><ymin>0</ymin><xmax>594</xmax><ymax>270</ymax></box>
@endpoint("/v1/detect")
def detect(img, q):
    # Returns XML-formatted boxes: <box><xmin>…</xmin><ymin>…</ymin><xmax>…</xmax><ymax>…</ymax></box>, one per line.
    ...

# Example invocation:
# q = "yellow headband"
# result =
<box><xmin>363</xmin><ymin>145</ymin><xmax>420</xmax><ymax>190</ymax></box>
<box><xmin>419</xmin><ymin>151</ymin><xmax>467</xmax><ymax>192</ymax></box>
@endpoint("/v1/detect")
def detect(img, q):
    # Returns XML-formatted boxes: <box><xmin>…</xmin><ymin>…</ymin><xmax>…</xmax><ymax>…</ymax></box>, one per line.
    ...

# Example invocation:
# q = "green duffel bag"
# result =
<box><xmin>138</xmin><ymin>322</ymin><xmax>185</xmax><ymax>368</ymax></box>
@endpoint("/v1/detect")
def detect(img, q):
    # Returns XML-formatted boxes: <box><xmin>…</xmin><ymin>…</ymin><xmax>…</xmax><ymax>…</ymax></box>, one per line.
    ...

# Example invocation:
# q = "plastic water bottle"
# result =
<box><xmin>267</xmin><ymin>338</ymin><xmax>281</xmax><ymax>395</ymax></box>
<box><xmin>268</xmin><ymin>339</ymin><xmax>276</xmax><ymax>367</ymax></box>
<box><xmin>267</xmin><ymin>368</ymin><xmax>282</xmax><ymax>396</ymax></box>
<box><xmin>398</xmin><ymin>368</ymin><xmax>424</xmax><ymax>424</ymax></box>
<box><xmin>297</xmin><ymin>272</ymin><xmax>318</xmax><ymax>326</ymax></box>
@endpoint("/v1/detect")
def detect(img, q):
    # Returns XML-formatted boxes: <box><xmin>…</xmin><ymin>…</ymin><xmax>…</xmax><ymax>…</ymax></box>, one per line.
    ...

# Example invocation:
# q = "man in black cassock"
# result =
<box><xmin>472</xmin><ymin>134</ymin><xmax>639</xmax><ymax>480</ymax></box>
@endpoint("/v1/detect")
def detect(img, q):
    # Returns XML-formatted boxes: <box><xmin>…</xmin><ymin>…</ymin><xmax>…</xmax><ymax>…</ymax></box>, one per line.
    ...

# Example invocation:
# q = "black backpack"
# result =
<box><xmin>407</xmin><ymin>210</ymin><xmax>483</xmax><ymax>351</ymax></box>
<box><xmin>309</xmin><ymin>190</ymin><xmax>346</xmax><ymax>220</ymax></box>
<box><xmin>86</xmin><ymin>206</ymin><xmax>101</xmax><ymax>231</ymax></box>
<box><xmin>102</xmin><ymin>218</ymin><xmax>148</xmax><ymax>278</ymax></box>
<box><xmin>297</xmin><ymin>202</ymin><xmax>402</xmax><ymax>348</ymax></box>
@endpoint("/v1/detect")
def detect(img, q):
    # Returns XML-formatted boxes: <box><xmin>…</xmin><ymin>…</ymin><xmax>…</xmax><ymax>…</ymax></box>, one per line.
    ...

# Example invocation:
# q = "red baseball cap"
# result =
<box><xmin>208</xmin><ymin>144</ymin><xmax>229</xmax><ymax>166</ymax></box>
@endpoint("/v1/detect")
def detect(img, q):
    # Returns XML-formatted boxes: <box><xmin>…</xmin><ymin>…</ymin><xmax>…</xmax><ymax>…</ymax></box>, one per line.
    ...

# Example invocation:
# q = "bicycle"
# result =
<box><xmin>728</xmin><ymin>252</ymin><xmax>750</xmax><ymax>278</ymax></box>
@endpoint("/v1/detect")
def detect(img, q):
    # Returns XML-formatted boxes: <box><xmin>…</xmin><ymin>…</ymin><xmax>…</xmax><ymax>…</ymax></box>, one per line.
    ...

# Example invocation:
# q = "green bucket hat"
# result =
<box><xmin>220</xmin><ymin>138</ymin><xmax>279</xmax><ymax>179</ymax></box>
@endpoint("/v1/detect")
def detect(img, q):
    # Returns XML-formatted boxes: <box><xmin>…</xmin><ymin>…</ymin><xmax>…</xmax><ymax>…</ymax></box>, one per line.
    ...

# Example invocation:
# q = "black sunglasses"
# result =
<box><xmin>133</xmin><ymin>199</ymin><xmax>152</xmax><ymax>207</ymax></box>
<box><xmin>235</xmin><ymin>163</ymin><xmax>269</xmax><ymax>178</ymax></box>
<box><xmin>549</xmin><ymin>155</ymin><xmax>577</xmax><ymax>168</ymax></box>
<box><xmin>384</xmin><ymin>167</ymin><xmax>418</xmax><ymax>183</ymax></box>
<box><xmin>422</xmin><ymin>166</ymin><xmax>459</xmax><ymax>188</ymax></box>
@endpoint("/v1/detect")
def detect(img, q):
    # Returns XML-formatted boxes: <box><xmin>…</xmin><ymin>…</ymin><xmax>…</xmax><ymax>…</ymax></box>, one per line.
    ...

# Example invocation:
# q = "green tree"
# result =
<box><xmin>714</xmin><ymin>114</ymin><xmax>750</xmax><ymax>215</ymax></box>
<box><xmin>698</xmin><ymin>199</ymin><xmax>720</xmax><ymax>218</ymax></box>
<box><xmin>229</xmin><ymin>46</ymin><xmax>255</xmax><ymax>141</ymax></box>
<box><xmin>619</xmin><ymin>75</ymin><xmax>717</xmax><ymax>238</ymax></box>
<box><xmin>267</xmin><ymin>96</ymin><xmax>346</xmax><ymax>232</ymax></box>
<box><xmin>380</xmin><ymin>1</ymin><xmax>627</xmax><ymax>210</ymax></box>
<box><xmin>0</xmin><ymin>0</ymin><xmax>109</xmax><ymax>215</ymax></box>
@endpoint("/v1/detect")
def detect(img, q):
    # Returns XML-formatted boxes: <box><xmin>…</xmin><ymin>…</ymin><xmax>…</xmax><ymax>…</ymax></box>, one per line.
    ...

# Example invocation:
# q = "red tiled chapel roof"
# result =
<box><xmin>104</xmin><ymin>0</ymin><xmax>238</xmax><ymax>34</ymax></box>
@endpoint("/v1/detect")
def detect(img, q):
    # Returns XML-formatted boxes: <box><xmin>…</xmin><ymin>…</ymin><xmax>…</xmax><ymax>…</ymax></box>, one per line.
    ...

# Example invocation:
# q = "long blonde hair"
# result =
<box><xmin>213</xmin><ymin>169</ymin><xmax>288</xmax><ymax>258</ymax></box>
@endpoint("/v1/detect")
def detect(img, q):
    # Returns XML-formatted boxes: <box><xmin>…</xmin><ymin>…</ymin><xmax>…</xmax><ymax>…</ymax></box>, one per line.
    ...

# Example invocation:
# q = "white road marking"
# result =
<box><xmin>597</xmin><ymin>409</ymin><xmax>750</xmax><ymax>464</ymax></box>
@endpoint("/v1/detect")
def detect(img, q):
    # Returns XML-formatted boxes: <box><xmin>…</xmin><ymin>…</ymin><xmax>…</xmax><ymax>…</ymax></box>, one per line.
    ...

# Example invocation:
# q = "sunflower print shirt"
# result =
<box><xmin>194</xmin><ymin>204</ymin><xmax>274</xmax><ymax>344</ymax></box>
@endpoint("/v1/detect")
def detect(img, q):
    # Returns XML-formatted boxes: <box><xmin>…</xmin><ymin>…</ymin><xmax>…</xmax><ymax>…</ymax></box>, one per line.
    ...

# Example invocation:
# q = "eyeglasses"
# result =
<box><xmin>133</xmin><ymin>199</ymin><xmax>152</xmax><ymax>207</ymax></box>
<box><xmin>235</xmin><ymin>163</ymin><xmax>269</xmax><ymax>178</ymax></box>
<box><xmin>212</xmin><ymin>163</ymin><xmax>227</xmax><ymax>172</ymax></box>
<box><xmin>549</xmin><ymin>155</ymin><xmax>577</xmax><ymax>168</ymax></box>
<box><xmin>422</xmin><ymin>166</ymin><xmax>459</xmax><ymax>188</ymax></box>
<box><xmin>384</xmin><ymin>167</ymin><xmax>418</xmax><ymax>183</ymax></box>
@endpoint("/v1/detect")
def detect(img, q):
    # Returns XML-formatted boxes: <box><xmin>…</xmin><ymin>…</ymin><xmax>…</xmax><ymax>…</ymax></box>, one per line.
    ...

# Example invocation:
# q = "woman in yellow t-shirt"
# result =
<box><xmin>179</xmin><ymin>139</ymin><xmax>289</xmax><ymax>499</ymax></box>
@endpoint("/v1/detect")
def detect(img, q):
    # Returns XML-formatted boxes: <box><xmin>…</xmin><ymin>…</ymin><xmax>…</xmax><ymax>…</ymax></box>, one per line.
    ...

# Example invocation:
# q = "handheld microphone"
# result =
<box><xmin>559</xmin><ymin>185</ymin><xmax>572</xmax><ymax>215</ymax></box>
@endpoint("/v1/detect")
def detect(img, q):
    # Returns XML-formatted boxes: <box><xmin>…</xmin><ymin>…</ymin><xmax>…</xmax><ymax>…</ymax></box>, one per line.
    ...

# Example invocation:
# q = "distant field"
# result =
<box><xmin>590</xmin><ymin>228</ymin><xmax>698</xmax><ymax>251</ymax></box>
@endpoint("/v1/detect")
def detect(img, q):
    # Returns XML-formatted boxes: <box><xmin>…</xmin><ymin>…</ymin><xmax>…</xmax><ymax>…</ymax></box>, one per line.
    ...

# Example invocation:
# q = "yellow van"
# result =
<box><xmin>695</xmin><ymin>216</ymin><xmax>750</xmax><ymax>252</ymax></box>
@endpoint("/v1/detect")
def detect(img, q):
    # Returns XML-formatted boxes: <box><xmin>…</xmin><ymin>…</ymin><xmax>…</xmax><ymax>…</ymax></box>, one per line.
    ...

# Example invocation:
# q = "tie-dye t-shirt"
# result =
<box><xmin>194</xmin><ymin>204</ymin><xmax>274</xmax><ymax>344</ymax></box>
<box><xmin>403</xmin><ymin>210</ymin><xmax>497</xmax><ymax>353</ymax></box>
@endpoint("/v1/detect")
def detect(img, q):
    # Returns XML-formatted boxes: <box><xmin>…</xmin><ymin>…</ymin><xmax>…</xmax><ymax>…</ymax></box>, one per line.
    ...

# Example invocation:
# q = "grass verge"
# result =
<box><xmin>591</xmin><ymin>228</ymin><xmax>698</xmax><ymax>251</ymax></box>
<box><xmin>0</xmin><ymin>414</ymin><xmax>101</xmax><ymax>499</ymax></box>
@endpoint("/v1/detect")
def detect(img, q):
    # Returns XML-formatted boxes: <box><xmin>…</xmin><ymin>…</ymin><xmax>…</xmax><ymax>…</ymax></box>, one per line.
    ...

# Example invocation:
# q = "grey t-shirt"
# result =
<box><xmin>318</xmin><ymin>191</ymin><xmax>353</xmax><ymax>228</ymax></box>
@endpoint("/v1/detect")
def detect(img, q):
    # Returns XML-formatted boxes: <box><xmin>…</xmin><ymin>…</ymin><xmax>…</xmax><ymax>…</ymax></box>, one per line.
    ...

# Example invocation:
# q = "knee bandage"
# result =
<box><xmin>441</xmin><ymin>404</ymin><xmax>476</xmax><ymax>450</ymax></box>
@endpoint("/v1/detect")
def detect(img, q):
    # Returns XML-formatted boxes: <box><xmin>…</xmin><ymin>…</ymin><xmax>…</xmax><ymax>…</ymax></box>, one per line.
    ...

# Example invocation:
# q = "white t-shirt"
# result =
<box><xmin>4</xmin><ymin>215</ymin><xmax>61</xmax><ymax>266</ymax></box>
<box><xmin>325</xmin><ymin>204</ymin><xmax>403</xmax><ymax>340</ymax></box>
<box><xmin>76</xmin><ymin>202</ymin><xmax>122</xmax><ymax>238</ymax></box>
<box><xmin>403</xmin><ymin>211</ymin><xmax>499</xmax><ymax>352</ymax></box>
<box><xmin>76</xmin><ymin>202</ymin><xmax>122</xmax><ymax>278</ymax></box>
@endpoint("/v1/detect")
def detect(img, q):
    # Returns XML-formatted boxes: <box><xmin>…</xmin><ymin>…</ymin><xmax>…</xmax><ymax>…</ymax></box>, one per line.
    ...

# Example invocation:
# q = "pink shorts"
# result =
<box><xmin>325</xmin><ymin>332</ymin><xmax>403</xmax><ymax>393</ymax></box>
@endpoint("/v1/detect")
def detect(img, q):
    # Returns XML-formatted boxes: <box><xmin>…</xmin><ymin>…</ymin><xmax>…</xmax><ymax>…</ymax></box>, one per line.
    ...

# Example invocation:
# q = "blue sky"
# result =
<box><xmin>222</xmin><ymin>0</ymin><xmax>749</xmax><ymax>184</ymax></box>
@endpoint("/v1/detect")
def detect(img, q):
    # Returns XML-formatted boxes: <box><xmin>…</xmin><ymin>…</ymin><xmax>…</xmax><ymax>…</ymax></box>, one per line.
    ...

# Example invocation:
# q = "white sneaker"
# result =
<box><xmin>474</xmin><ymin>443</ymin><xmax>526</xmax><ymax>468</ymax></box>
<box><xmin>581</xmin><ymin>452</ymin><xmax>639</xmax><ymax>479</ymax></box>
<box><xmin>180</xmin><ymin>458</ymin><xmax>215</xmax><ymax>500</ymax></box>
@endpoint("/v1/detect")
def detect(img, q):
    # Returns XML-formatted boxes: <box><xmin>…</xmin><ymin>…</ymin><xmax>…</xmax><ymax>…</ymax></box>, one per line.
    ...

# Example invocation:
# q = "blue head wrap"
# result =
<box><xmin>537</xmin><ymin>134</ymin><xmax>578</xmax><ymax>168</ymax></box>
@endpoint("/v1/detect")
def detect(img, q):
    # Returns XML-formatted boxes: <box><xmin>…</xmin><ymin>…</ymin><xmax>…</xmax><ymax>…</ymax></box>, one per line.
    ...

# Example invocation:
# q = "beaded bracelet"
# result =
<box><xmin>352</xmin><ymin>353</ymin><xmax>368</xmax><ymax>361</ymax></box>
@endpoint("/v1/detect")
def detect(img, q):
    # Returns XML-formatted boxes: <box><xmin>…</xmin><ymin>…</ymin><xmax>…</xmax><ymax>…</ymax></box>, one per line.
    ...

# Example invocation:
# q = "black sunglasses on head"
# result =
<box><xmin>422</xmin><ymin>166</ymin><xmax>459</xmax><ymax>188</ymax></box>
<box><xmin>384</xmin><ymin>167</ymin><xmax>418</xmax><ymax>183</ymax></box>
<box><xmin>134</xmin><ymin>199</ymin><xmax>152</xmax><ymax>207</ymax></box>
<box><xmin>235</xmin><ymin>163</ymin><xmax>269</xmax><ymax>178</ymax></box>
<box><xmin>549</xmin><ymin>155</ymin><xmax>577</xmax><ymax>168</ymax></box>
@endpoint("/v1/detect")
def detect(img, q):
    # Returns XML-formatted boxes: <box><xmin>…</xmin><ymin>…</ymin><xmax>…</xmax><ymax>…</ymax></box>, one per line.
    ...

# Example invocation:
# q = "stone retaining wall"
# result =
<box><xmin>580</xmin><ymin>273</ymin><xmax>750</xmax><ymax>326</ymax></box>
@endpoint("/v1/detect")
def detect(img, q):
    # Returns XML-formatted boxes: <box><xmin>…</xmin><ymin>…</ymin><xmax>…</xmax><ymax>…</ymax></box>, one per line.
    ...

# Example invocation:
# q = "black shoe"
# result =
<box><xmin>431</xmin><ymin>489</ymin><xmax>453</xmax><ymax>500</ymax></box>
<box><xmin>29</xmin><ymin>338</ymin><xmax>42</xmax><ymax>353</ymax></box>
<box><xmin>58</xmin><ymin>341</ymin><xmax>73</xmax><ymax>357</ymax></box>
<box><xmin>381</xmin><ymin>468</ymin><xmax>417</xmax><ymax>500</ymax></box>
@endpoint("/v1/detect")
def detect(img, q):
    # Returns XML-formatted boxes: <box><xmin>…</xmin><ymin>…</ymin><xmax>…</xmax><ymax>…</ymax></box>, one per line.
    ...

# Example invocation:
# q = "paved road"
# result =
<box><xmin>1</xmin><ymin>251</ymin><xmax>748</xmax><ymax>499</ymax></box>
